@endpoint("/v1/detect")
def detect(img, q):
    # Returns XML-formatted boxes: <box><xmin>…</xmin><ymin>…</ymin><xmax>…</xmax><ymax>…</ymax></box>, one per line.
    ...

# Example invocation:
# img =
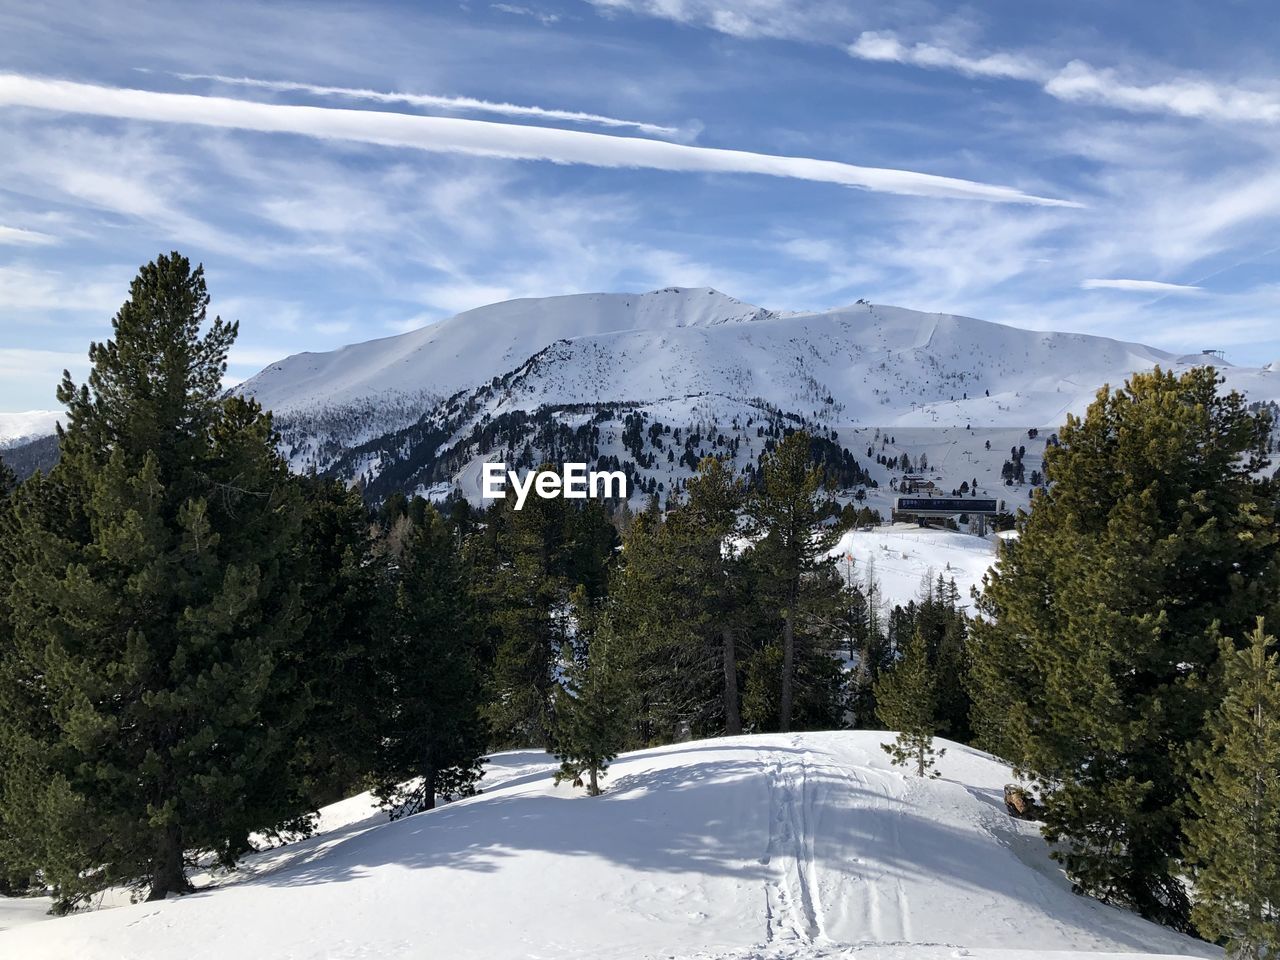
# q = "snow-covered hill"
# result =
<box><xmin>0</xmin><ymin>732</ymin><xmax>1215</xmax><ymax>960</ymax></box>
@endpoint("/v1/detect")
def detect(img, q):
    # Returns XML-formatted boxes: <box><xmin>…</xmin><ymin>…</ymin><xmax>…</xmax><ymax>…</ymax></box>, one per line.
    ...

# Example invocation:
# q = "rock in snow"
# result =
<box><xmin>1</xmin><ymin>732</ymin><xmax>1216</xmax><ymax>960</ymax></box>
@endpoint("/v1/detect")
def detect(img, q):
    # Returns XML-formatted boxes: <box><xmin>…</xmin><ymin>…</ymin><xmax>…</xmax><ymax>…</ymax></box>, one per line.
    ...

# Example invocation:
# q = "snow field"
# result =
<box><xmin>1</xmin><ymin>732</ymin><xmax>1216</xmax><ymax>960</ymax></box>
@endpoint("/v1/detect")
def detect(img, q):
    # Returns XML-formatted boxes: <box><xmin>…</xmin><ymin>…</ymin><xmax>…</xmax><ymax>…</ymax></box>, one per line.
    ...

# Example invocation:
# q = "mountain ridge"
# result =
<box><xmin>7</xmin><ymin>290</ymin><xmax>1276</xmax><ymax>514</ymax></box>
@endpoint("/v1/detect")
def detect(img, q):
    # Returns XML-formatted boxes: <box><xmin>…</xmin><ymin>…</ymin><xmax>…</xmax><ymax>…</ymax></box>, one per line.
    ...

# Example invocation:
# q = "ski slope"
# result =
<box><xmin>1</xmin><ymin>732</ymin><xmax>1215</xmax><ymax>960</ymax></box>
<box><xmin>829</xmin><ymin>524</ymin><xmax>1001</xmax><ymax>610</ymax></box>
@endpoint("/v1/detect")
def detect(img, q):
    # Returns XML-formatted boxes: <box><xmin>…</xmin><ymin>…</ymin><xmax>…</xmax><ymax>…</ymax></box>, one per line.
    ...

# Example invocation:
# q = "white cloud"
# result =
<box><xmin>1080</xmin><ymin>278</ymin><xmax>1204</xmax><ymax>294</ymax></box>
<box><xmin>585</xmin><ymin>0</ymin><xmax>873</xmax><ymax>41</ymax></box>
<box><xmin>226</xmin><ymin>345</ymin><xmax>295</xmax><ymax>368</ymax></box>
<box><xmin>848</xmin><ymin>31</ymin><xmax>1280</xmax><ymax>126</ymax></box>
<box><xmin>491</xmin><ymin>3</ymin><xmax>561</xmax><ymax>25</ymax></box>
<box><xmin>1045</xmin><ymin>61</ymin><xmax>1280</xmax><ymax>124</ymax></box>
<box><xmin>0</xmin><ymin>264</ymin><xmax>121</xmax><ymax>311</ymax></box>
<box><xmin>848</xmin><ymin>31</ymin><xmax>1045</xmax><ymax>81</ymax></box>
<box><xmin>0</xmin><ymin>348</ymin><xmax>90</xmax><ymax>408</ymax></box>
<box><xmin>0</xmin><ymin>224</ymin><xmax>57</xmax><ymax>246</ymax></box>
<box><xmin>172</xmin><ymin>72</ymin><xmax>683</xmax><ymax>138</ymax></box>
<box><xmin>0</xmin><ymin>74</ymin><xmax>1077</xmax><ymax>206</ymax></box>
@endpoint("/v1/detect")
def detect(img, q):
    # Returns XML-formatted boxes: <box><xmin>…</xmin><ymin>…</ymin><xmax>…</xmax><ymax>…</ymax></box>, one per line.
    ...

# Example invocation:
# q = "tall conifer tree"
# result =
<box><xmin>749</xmin><ymin>431</ymin><xmax>840</xmax><ymax>732</ymax></box>
<box><xmin>0</xmin><ymin>254</ymin><xmax>311</xmax><ymax>904</ymax></box>
<box><xmin>969</xmin><ymin>366</ymin><xmax>1279</xmax><ymax>928</ymax></box>
<box><xmin>373</xmin><ymin>505</ymin><xmax>485</xmax><ymax>816</ymax></box>
<box><xmin>1186</xmin><ymin>619</ymin><xmax>1280</xmax><ymax>958</ymax></box>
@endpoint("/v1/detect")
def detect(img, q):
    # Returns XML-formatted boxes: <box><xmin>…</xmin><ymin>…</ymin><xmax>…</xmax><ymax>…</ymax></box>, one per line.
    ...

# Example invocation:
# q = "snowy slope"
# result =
<box><xmin>239</xmin><ymin>292</ymin><xmax>1278</xmax><ymax>435</ymax></box>
<box><xmin>1</xmin><ymin>732</ymin><xmax>1216</xmax><ymax>960</ymax></box>
<box><xmin>829</xmin><ymin>524</ymin><xmax>1001</xmax><ymax>610</ymax></box>
<box><xmin>0</xmin><ymin>410</ymin><xmax>59</xmax><ymax>448</ymax></box>
<box><xmin>237</xmin><ymin>287</ymin><xmax>775</xmax><ymax>417</ymax></box>
<box><xmin>446</xmin><ymin>302</ymin><xmax>1180</xmax><ymax>431</ymax></box>
<box><xmin>229</xmin><ymin>289</ymin><xmax>1279</xmax><ymax>506</ymax></box>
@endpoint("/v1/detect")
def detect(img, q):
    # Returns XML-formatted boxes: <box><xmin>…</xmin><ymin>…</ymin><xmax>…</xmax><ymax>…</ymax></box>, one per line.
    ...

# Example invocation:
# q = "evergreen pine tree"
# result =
<box><xmin>373</xmin><ymin>505</ymin><xmax>485</xmax><ymax>817</ymax></box>
<box><xmin>292</xmin><ymin>475</ymin><xmax>388</xmax><ymax>804</ymax></box>
<box><xmin>472</xmin><ymin>468</ymin><xmax>617</xmax><ymax>748</ymax></box>
<box><xmin>875</xmin><ymin>628</ymin><xmax>945</xmax><ymax>777</ymax></box>
<box><xmin>554</xmin><ymin>621</ymin><xmax>629</xmax><ymax>796</ymax></box>
<box><xmin>683</xmin><ymin>457</ymin><xmax>746</xmax><ymax>735</ymax></box>
<box><xmin>609</xmin><ymin>502</ymin><xmax>713</xmax><ymax>742</ymax></box>
<box><xmin>968</xmin><ymin>366</ymin><xmax>1280</xmax><ymax>928</ymax></box>
<box><xmin>0</xmin><ymin>254</ymin><xmax>312</xmax><ymax>905</ymax></box>
<box><xmin>845</xmin><ymin>559</ymin><xmax>889</xmax><ymax>729</ymax></box>
<box><xmin>611</xmin><ymin>457</ymin><xmax>748</xmax><ymax>741</ymax></box>
<box><xmin>748</xmin><ymin>431</ymin><xmax>840</xmax><ymax>732</ymax></box>
<box><xmin>1186</xmin><ymin>619</ymin><xmax>1280</xmax><ymax>958</ymax></box>
<box><xmin>478</xmin><ymin>474</ymin><xmax>573</xmax><ymax>747</ymax></box>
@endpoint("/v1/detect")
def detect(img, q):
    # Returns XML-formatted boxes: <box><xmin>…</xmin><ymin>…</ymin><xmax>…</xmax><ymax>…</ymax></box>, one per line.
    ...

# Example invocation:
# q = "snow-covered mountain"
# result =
<box><xmin>7</xmin><ymin>289</ymin><xmax>1275</xmax><ymax>508</ymax></box>
<box><xmin>239</xmin><ymin>287</ymin><xmax>777</xmax><ymax>418</ymax></box>
<box><xmin>0</xmin><ymin>410</ymin><xmax>59</xmax><ymax>449</ymax></box>
<box><xmin>232</xmin><ymin>288</ymin><xmax>1278</xmax><ymax>512</ymax></box>
<box><xmin>0</xmin><ymin>731</ymin><xmax>1215</xmax><ymax>960</ymax></box>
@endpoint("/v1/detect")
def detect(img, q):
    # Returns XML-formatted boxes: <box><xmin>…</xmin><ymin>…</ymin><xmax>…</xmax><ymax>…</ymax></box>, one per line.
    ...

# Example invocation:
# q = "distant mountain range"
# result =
<box><xmin>6</xmin><ymin>288</ymin><xmax>1278</xmax><ymax>512</ymax></box>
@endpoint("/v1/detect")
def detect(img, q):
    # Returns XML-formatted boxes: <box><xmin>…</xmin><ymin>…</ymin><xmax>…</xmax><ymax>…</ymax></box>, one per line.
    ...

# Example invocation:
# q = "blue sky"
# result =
<box><xmin>2</xmin><ymin>0</ymin><xmax>1280</xmax><ymax>410</ymax></box>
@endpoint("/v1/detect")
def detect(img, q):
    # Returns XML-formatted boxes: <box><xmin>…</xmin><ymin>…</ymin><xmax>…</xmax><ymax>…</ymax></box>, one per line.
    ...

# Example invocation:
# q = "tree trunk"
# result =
<box><xmin>780</xmin><ymin>585</ymin><xmax>796</xmax><ymax>733</ymax></box>
<box><xmin>146</xmin><ymin>823</ymin><xmax>190</xmax><ymax>901</ymax></box>
<box><xmin>588</xmin><ymin>764</ymin><xmax>600</xmax><ymax>797</ymax></box>
<box><xmin>722</xmin><ymin>625</ymin><xmax>742</xmax><ymax>735</ymax></box>
<box><xmin>422</xmin><ymin>756</ymin><xmax>437</xmax><ymax>812</ymax></box>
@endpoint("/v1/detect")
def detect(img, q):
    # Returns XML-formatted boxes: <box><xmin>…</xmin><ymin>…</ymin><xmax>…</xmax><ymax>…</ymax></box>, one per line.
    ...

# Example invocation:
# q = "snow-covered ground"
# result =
<box><xmin>1</xmin><ymin>732</ymin><xmax>1215</xmax><ymax>960</ymax></box>
<box><xmin>829</xmin><ymin>524</ymin><xmax>1001</xmax><ymax>611</ymax></box>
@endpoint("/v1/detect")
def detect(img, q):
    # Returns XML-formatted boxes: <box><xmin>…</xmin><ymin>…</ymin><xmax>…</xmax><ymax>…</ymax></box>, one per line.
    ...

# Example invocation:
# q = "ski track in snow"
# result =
<box><xmin>1</xmin><ymin>733</ymin><xmax>1219</xmax><ymax>960</ymax></box>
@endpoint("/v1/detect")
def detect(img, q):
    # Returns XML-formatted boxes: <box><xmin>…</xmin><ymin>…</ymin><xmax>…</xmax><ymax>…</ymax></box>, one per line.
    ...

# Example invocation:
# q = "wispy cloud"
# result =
<box><xmin>0</xmin><ymin>73</ymin><xmax>1077</xmax><ymax>206</ymax></box>
<box><xmin>172</xmin><ymin>72</ymin><xmax>683</xmax><ymax>138</ymax></box>
<box><xmin>585</xmin><ymin>0</ymin><xmax>868</xmax><ymax>42</ymax></box>
<box><xmin>0</xmin><ymin>263</ymin><xmax>121</xmax><ymax>311</ymax></box>
<box><xmin>848</xmin><ymin>32</ymin><xmax>1045</xmax><ymax>81</ymax></box>
<box><xmin>491</xmin><ymin>3</ymin><xmax>561</xmax><ymax>26</ymax></box>
<box><xmin>1080</xmin><ymin>278</ymin><xmax>1204</xmax><ymax>294</ymax></box>
<box><xmin>1045</xmin><ymin>61</ymin><xmax>1280</xmax><ymax>124</ymax></box>
<box><xmin>0</xmin><ymin>224</ymin><xmax>57</xmax><ymax>246</ymax></box>
<box><xmin>849</xmin><ymin>31</ymin><xmax>1280</xmax><ymax>125</ymax></box>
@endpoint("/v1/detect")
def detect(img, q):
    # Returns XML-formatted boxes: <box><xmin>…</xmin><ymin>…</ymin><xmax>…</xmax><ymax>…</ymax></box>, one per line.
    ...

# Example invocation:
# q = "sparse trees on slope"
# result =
<box><xmin>0</xmin><ymin>254</ymin><xmax>313</xmax><ymax>905</ymax></box>
<box><xmin>1186</xmin><ymin>619</ymin><xmax>1280</xmax><ymax>958</ymax></box>
<box><xmin>968</xmin><ymin>366</ymin><xmax>1280</xmax><ymax>929</ymax></box>
<box><xmin>875</xmin><ymin>628</ymin><xmax>945</xmax><ymax>777</ymax></box>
